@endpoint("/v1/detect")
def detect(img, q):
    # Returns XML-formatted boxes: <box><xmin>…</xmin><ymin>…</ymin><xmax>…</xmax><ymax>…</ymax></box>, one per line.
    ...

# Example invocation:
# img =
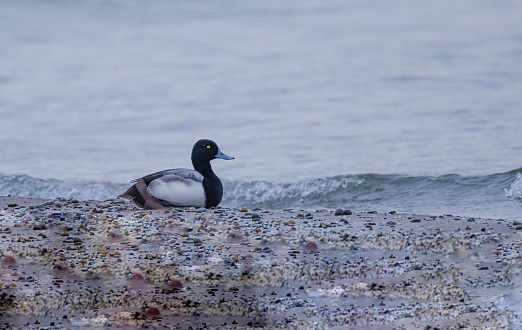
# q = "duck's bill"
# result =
<box><xmin>215</xmin><ymin>149</ymin><xmax>234</xmax><ymax>160</ymax></box>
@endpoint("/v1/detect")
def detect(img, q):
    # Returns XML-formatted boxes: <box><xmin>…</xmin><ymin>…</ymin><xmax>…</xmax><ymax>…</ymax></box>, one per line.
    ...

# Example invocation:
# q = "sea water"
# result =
<box><xmin>0</xmin><ymin>0</ymin><xmax>521</xmax><ymax>219</ymax></box>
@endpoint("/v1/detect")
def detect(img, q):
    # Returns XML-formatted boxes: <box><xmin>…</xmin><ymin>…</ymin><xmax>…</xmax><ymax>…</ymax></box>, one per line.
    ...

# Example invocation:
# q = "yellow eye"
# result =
<box><xmin>206</xmin><ymin>145</ymin><xmax>210</xmax><ymax>148</ymax></box>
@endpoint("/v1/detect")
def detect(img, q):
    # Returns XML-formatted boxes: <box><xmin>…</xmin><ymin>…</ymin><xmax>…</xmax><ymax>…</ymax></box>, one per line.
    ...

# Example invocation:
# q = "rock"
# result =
<box><xmin>145</xmin><ymin>307</ymin><xmax>160</xmax><ymax>318</ymax></box>
<box><xmin>32</xmin><ymin>224</ymin><xmax>46</xmax><ymax>230</ymax></box>
<box><xmin>343</xmin><ymin>210</ymin><xmax>352</xmax><ymax>215</ymax></box>
<box><xmin>251</xmin><ymin>212</ymin><xmax>260</xmax><ymax>219</ymax></box>
<box><xmin>129</xmin><ymin>273</ymin><xmax>144</xmax><ymax>281</ymax></box>
<box><xmin>334</xmin><ymin>209</ymin><xmax>344</xmax><ymax>216</ymax></box>
<box><xmin>386</xmin><ymin>221</ymin><xmax>397</xmax><ymax>226</ymax></box>
<box><xmin>167</xmin><ymin>280</ymin><xmax>182</xmax><ymax>289</ymax></box>
<box><xmin>240</xmin><ymin>208</ymin><xmax>248</xmax><ymax>212</ymax></box>
<box><xmin>7</xmin><ymin>203</ymin><xmax>17</xmax><ymax>207</ymax></box>
<box><xmin>303</xmin><ymin>241</ymin><xmax>318</xmax><ymax>251</ymax></box>
<box><xmin>1</xmin><ymin>256</ymin><xmax>16</xmax><ymax>266</ymax></box>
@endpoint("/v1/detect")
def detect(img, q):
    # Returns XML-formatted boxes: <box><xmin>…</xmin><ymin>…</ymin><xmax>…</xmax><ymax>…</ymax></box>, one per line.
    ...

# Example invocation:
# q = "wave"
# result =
<box><xmin>0</xmin><ymin>173</ymin><xmax>127</xmax><ymax>201</ymax></box>
<box><xmin>223</xmin><ymin>168</ymin><xmax>522</xmax><ymax>211</ymax></box>
<box><xmin>505</xmin><ymin>172</ymin><xmax>522</xmax><ymax>200</ymax></box>
<box><xmin>1</xmin><ymin>169</ymin><xmax>521</xmax><ymax>219</ymax></box>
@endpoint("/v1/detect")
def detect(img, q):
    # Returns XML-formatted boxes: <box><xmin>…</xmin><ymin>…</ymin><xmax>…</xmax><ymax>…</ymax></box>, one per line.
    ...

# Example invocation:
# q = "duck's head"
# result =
<box><xmin>191</xmin><ymin>139</ymin><xmax>234</xmax><ymax>171</ymax></box>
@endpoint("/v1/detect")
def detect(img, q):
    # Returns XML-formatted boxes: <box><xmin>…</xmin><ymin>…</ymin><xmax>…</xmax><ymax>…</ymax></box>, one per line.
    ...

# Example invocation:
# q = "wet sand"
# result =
<box><xmin>1</xmin><ymin>196</ymin><xmax>521</xmax><ymax>329</ymax></box>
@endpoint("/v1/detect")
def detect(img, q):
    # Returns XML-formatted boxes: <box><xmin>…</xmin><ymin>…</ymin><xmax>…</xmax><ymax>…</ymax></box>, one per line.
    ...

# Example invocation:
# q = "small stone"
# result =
<box><xmin>386</xmin><ymin>221</ymin><xmax>397</xmax><ymax>226</ymax></box>
<box><xmin>54</xmin><ymin>202</ymin><xmax>62</xmax><ymax>207</ymax></box>
<box><xmin>167</xmin><ymin>280</ymin><xmax>183</xmax><ymax>289</ymax></box>
<box><xmin>129</xmin><ymin>273</ymin><xmax>144</xmax><ymax>281</ymax></box>
<box><xmin>73</xmin><ymin>237</ymin><xmax>82</xmax><ymax>243</ymax></box>
<box><xmin>1</xmin><ymin>256</ymin><xmax>16</xmax><ymax>266</ymax></box>
<box><xmin>193</xmin><ymin>237</ymin><xmax>202</xmax><ymax>245</ymax></box>
<box><xmin>334</xmin><ymin>209</ymin><xmax>344</xmax><ymax>216</ymax></box>
<box><xmin>61</xmin><ymin>232</ymin><xmax>69</xmax><ymax>236</ymax></box>
<box><xmin>303</xmin><ymin>241</ymin><xmax>318</xmax><ymax>251</ymax></box>
<box><xmin>288</xmin><ymin>219</ymin><xmax>295</xmax><ymax>225</ymax></box>
<box><xmin>478</xmin><ymin>266</ymin><xmax>489</xmax><ymax>270</ymax></box>
<box><xmin>240</xmin><ymin>208</ymin><xmax>248</xmax><ymax>212</ymax></box>
<box><xmin>343</xmin><ymin>209</ymin><xmax>352</xmax><ymax>215</ymax></box>
<box><xmin>33</xmin><ymin>224</ymin><xmax>46</xmax><ymax>230</ymax></box>
<box><xmin>182</xmin><ymin>233</ymin><xmax>190</xmax><ymax>237</ymax></box>
<box><xmin>7</xmin><ymin>203</ymin><xmax>17</xmax><ymax>207</ymax></box>
<box><xmin>145</xmin><ymin>307</ymin><xmax>160</xmax><ymax>318</ymax></box>
<box><xmin>251</xmin><ymin>212</ymin><xmax>260</xmax><ymax>219</ymax></box>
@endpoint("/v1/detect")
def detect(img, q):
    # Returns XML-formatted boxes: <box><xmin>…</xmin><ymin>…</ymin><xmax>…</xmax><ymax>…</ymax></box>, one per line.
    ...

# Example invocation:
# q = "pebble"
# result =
<box><xmin>334</xmin><ymin>209</ymin><xmax>344</xmax><ymax>216</ymax></box>
<box><xmin>145</xmin><ymin>307</ymin><xmax>160</xmax><ymax>318</ymax></box>
<box><xmin>251</xmin><ymin>212</ymin><xmax>260</xmax><ymax>219</ymax></box>
<box><xmin>303</xmin><ymin>241</ymin><xmax>318</xmax><ymax>251</ymax></box>
<box><xmin>167</xmin><ymin>280</ymin><xmax>183</xmax><ymax>289</ymax></box>
<box><xmin>1</xmin><ymin>255</ymin><xmax>16</xmax><ymax>266</ymax></box>
<box><xmin>0</xmin><ymin>200</ymin><xmax>520</xmax><ymax>329</ymax></box>
<box><xmin>32</xmin><ymin>224</ymin><xmax>46</xmax><ymax>230</ymax></box>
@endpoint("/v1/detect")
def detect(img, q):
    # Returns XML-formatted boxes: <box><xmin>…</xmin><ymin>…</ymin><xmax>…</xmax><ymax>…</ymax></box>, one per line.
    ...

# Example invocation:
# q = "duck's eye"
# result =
<box><xmin>206</xmin><ymin>145</ymin><xmax>210</xmax><ymax>149</ymax></box>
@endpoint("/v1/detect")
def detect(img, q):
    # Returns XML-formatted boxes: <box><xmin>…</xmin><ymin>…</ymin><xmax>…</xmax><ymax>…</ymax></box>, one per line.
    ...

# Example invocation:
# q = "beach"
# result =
<box><xmin>1</xmin><ymin>196</ymin><xmax>520</xmax><ymax>329</ymax></box>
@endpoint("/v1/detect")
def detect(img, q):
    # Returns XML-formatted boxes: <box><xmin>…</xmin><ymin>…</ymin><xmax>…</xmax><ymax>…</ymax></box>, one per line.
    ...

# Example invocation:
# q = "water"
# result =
<box><xmin>0</xmin><ymin>0</ymin><xmax>521</xmax><ymax>219</ymax></box>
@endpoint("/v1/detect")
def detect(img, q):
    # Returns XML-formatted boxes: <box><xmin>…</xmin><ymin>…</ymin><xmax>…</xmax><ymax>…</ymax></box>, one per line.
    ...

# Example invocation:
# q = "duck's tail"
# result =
<box><xmin>120</xmin><ymin>184</ymin><xmax>145</xmax><ymax>208</ymax></box>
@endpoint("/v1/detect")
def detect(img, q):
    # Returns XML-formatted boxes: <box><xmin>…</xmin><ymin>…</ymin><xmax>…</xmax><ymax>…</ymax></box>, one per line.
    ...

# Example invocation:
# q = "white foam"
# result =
<box><xmin>505</xmin><ymin>173</ymin><xmax>522</xmax><ymax>199</ymax></box>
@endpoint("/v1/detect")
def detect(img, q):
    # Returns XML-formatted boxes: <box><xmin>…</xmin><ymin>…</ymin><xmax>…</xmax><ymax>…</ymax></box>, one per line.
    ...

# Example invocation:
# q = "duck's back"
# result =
<box><xmin>139</xmin><ymin>168</ymin><xmax>203</xmax><ymax>185</ymax></box>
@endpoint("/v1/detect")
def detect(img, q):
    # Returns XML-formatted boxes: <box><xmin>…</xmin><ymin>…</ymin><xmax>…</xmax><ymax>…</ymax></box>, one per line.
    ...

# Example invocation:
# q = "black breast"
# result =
<box><xmin>202</xmin><ymin>174</ymin><xmax>223</xmax><ymax>208</ymax></box>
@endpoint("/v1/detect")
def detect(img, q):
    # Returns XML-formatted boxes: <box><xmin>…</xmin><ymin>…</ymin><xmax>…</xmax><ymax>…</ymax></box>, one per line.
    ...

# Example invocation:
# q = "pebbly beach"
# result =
<box><xmin>1</xmin><ymin>196</ymin><xmax>521</xmax><ymax>329</ymax></box>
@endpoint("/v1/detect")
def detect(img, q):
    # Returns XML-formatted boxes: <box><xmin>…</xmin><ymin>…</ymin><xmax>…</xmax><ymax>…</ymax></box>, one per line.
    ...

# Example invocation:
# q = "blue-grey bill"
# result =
<box><xmin>215</xmin><ymin>149</ymin><xmax>234</xmax><ymax>160</ymax></box>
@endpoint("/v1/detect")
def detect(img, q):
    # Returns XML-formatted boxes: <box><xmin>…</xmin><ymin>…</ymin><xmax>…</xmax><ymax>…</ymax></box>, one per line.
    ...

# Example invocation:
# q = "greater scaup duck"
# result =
<box><xmin>121</xmin><ymin>139</ymin><xmax>234</xmax><ymax>209</ymax></box>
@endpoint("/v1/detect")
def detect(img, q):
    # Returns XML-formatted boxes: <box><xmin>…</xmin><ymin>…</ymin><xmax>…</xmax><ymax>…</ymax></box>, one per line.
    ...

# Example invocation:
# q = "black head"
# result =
<box><xmin>191</xmin><ymin>139</ymin><xmax>234</xmax><ymax>173</ymax></box>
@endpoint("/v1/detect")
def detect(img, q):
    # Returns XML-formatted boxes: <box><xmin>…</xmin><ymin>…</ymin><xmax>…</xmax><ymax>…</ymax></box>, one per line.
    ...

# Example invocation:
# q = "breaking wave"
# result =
<box><xmin>1</xmin><ymin>168</ymin><xmax>521</xmax><ymax>219</ymax></box>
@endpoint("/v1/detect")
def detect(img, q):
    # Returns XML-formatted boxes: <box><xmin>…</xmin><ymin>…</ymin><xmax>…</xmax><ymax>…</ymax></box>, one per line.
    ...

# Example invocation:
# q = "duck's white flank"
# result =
<box><xmin>147</xmin><ymin>175</ymin><xmax>206</xmax><ymax>207</ymax></box>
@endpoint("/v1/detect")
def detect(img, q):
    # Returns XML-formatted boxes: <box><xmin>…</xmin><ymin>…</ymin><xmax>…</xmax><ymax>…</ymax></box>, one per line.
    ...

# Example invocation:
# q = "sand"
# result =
<box><xmin>1</xmin><ymin>196</ymin><xmax>521</xmax><ymax>329</ymax></box>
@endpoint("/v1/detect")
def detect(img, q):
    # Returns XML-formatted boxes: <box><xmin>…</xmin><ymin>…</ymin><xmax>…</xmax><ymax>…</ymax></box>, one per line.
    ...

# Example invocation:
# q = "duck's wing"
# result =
<box><xmin>134</xmin><ymin>168</ymin><xmax>204</xmax><ymax>185</ymax></box>
<box><xmin>122</xmin><ymin>168</ymin><xmax>203</xmax><ymax>208</ymax></box>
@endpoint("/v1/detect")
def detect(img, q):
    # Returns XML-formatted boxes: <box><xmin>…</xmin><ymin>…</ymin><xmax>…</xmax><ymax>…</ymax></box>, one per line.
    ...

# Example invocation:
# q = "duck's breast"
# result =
<box><xmin>147</xmin><ymin>175</ymin><xmax>206</xmax><ymax>207</ymax></box>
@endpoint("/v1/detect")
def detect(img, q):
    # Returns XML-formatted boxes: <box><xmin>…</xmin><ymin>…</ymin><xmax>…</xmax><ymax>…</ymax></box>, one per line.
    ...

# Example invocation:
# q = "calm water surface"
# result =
<box><xmin>0</xmin><ymin>0</ymin><xmax>521</xmax><ymax>218</ymax></box>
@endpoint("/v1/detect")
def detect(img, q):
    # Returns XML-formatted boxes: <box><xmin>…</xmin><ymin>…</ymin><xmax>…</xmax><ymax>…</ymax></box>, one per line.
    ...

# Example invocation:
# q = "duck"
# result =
<box><xmin>121</xmin><ymin>139</ymin><xmax>234</xmax><ymax>209</ymax></box>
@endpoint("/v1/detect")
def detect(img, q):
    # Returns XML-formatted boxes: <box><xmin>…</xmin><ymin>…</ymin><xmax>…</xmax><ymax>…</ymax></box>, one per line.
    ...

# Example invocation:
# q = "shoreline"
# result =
<box><xmin>1</xmin><ymin>196</ymin><xmax>521</xmax><ymax>329</ymax></box>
